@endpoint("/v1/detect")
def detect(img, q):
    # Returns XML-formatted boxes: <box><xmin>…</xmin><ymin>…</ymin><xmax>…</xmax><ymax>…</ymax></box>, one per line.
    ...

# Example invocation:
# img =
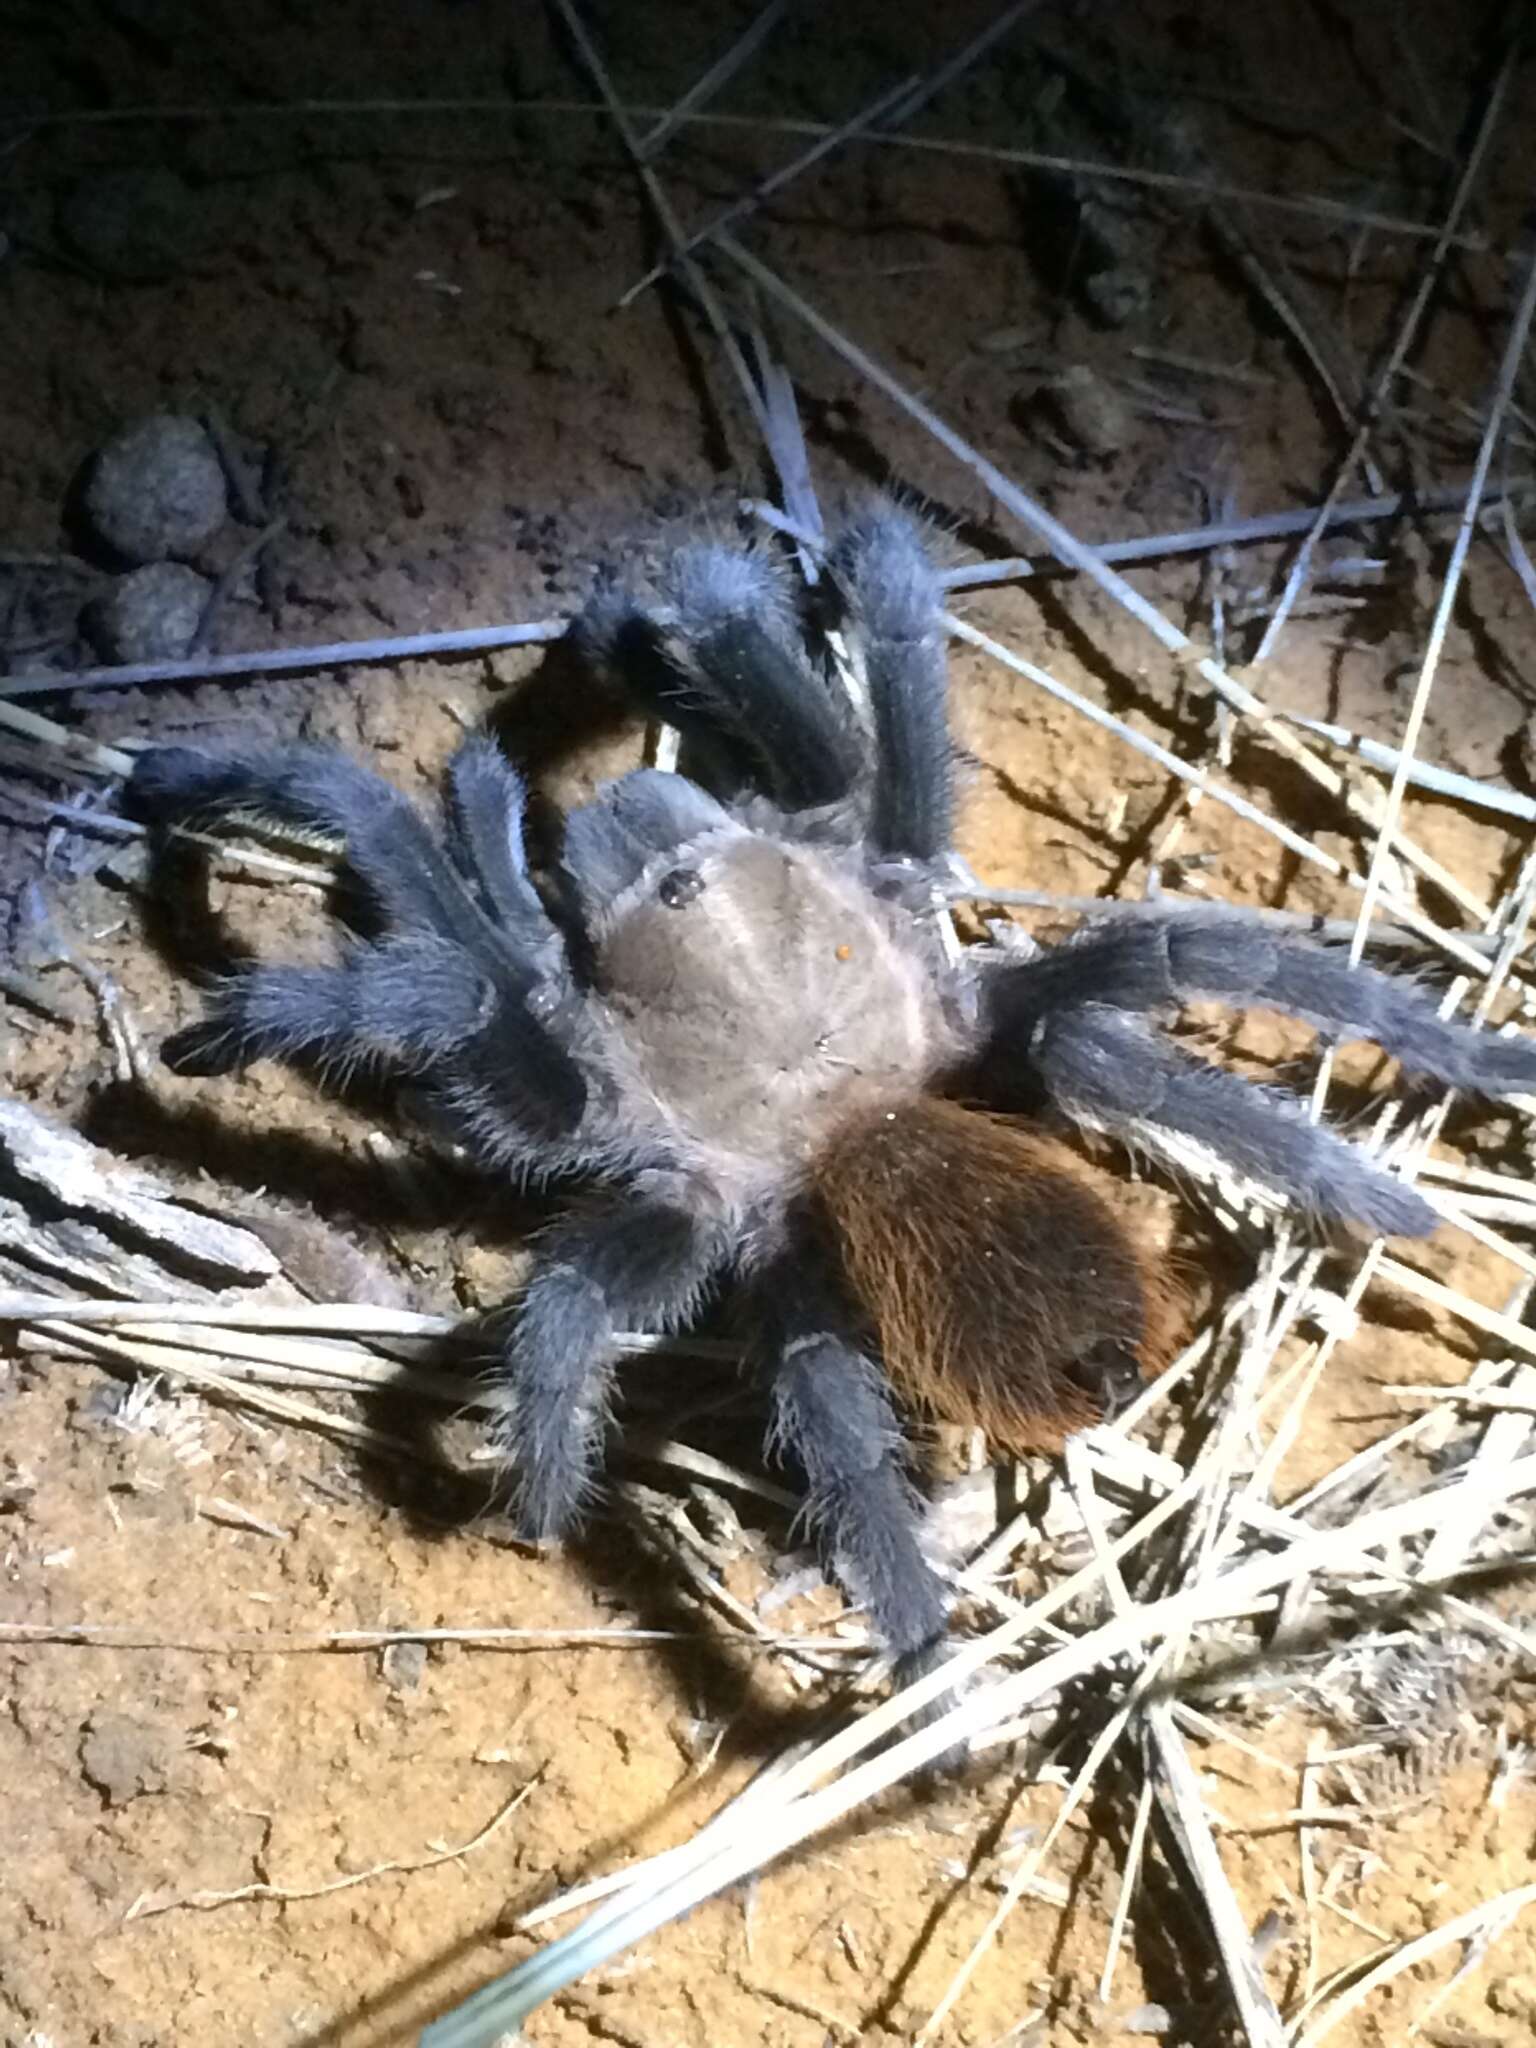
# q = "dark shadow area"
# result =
<box><xmin>485</xmin><ymin>630</ymin><xmax>635</xmax><ymax>786</ymax></box>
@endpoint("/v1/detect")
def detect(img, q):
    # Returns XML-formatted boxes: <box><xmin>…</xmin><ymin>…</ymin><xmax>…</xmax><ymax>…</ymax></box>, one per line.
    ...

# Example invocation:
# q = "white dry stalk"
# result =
<box><xmin>949</xmin><ymin>613</ymin><xmax>1505</xmax><ymax>983</ymax></box>
<box><xmin>1298</xmin><ymin>1732</ymin><xmax>1328</xmax><ymax>2007</ymax></box>
<box><xmin>1098</xmin><ymin>1770</ymin><xmax>1155</xmax><ymax>2004</ymax></box>
<box><xmin>1420</xmin><ymin>1192</ymin><xmax>1536</xmax><ymax>1226</ymax></box>
<box><xmin>74</xmin><ymin>1318</ymin><xmax>445</xmax><ymax>1382</ymax></box>
<box><xmin>1386</xmin><ymin>1384</ymin><xmax>1536</xmax><ymax>1418</ymax></box>
<box><xmin>1417</xmin><ymin>1159</ymin><xmax>1536</xmax><ymax>1197</ymax></box>
<box><xmin>1287</xmin><ymin>1882</ymin><xmax>1536</xmax><ymax>2045</ymax></box>
<box><xmin>1147</xmin><ymin>1699</ymin><xmax>1287</xmax><ymax>2047</ymax></box>
<box><xmin>0</xmin><ymin>1296</ymin><xmax>461</xmax><ymax>1332</ymax></box>
<box><xmin>5</xmin><ymin>777</ymin><xmax>364</xmax><ymax>889</ymax></box>
<box><xmin>1416</xmin><ymin>1191</ymin><xmax>1536</xmax><ymax>1283</ymax></box>
<box><xmin>1377</xmin><ymin>1258</ymin><xmax>1536</xmax><ymax>1368</ymax></box>
<box><xmin>1275</xmin><ymin>712</ymin><xmax>1536</xmax><ymax>826</ymax></box>
<box><xmin>752</xmin><ymin>479</ymin><xmax>1536</xmax><ymax>599</ymax></box>
<box><xmin>636</xmin><ymin>0</ymin><xmax>792</xmax><ymax>160</ymax></box>
<box><xmin>0</xmin><ymin>1294</ymin><xmax>739</xmax><ymax>1368</ymax></box>
<box><xmin>914</xmin><ymin>1444</ymin><xmax>1161</xmax><ymax>2042</ymax></box>
<box><xmin>0</xmin><ymin>699</ymin><xmax>133</xmax><ymax>775</ymax></box>
<box><xmin>424</xmin><ymin>1455</ymin><xmax>1536</xmax><ymax>2045</ymax></box>
<box><xmin>1346</xmin><ymin>226</ymin><xmax>1536</xmax><ymax>968</ymax></box>
<box><xmin>31</xmin><ymin>1318</ymin><xmax>429</xmax><ymax>1460</ymax></box>
<box><xmin>1249</xmin><ymin>36</ymin><xmax>1516</xmax><ymax>665</ymax></box>
<box><xmin>715</xmin><ymin>235</ymin><xmax>1515</xmax><ymax>944</ymax></box>
<box><xmin>513</xmin><ymin>1740</ymin><xmax>820</xmax><ymax>1935</ymax></box>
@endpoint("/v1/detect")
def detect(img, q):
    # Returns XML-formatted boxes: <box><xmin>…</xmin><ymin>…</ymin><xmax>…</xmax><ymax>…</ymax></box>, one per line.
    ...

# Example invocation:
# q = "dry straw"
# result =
<box><xmin>415</xmin><ymin>8</ymin><xmax>1536</xmax><ymax>2043</ymax></box>
<box><xmin>10</xmin><ymin>7</ymin><xmax>1536</xmax><ymax>2045</ymax></box>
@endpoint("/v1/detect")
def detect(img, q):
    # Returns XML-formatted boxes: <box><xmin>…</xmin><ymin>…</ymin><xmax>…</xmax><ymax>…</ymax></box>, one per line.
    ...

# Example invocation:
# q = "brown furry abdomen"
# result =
<box><xmin>810</xmin><ymin>1098</ymin><xmax>1179</xmax><ymax>1452</ymax></box>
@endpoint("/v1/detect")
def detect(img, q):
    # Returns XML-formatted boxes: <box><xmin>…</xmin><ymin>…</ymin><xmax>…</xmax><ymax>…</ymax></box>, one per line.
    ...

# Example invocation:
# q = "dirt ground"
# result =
<box><xmin>5</xmin><ymin>4</ymin><xmax>1536</xmax><ymax>2044</ymax></box>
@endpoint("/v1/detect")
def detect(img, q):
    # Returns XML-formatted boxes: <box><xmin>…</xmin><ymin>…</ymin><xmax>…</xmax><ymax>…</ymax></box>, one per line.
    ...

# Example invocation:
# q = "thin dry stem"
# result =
<box><xmin>1347</xmin><ymin>226</ymin><xmax>1536</xmax><ymax>965</ymax></box>
<box><xmin>123</xmin><ymin>1777</ymin><xmax>539</xmax><ymax>1922</ymax></box>
<box><xmin>1289</xmin><ymin>1883</ymin><xmax>1536</xmax><ymax>2045</ymax></box>
<box><xmin>1250</xmin><ymin>39</ymin><xmax>1516</xmax><ymax>664</ymax></box>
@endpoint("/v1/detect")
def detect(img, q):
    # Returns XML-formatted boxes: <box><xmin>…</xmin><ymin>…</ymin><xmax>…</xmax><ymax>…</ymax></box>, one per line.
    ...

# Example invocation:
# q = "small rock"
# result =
<box><xmin>380</xmin><ymin>1640</ymin><xmax>428</xmax><ymax>1694</ymax></box>
<box><xmin>86</xmin><ymin>561</ymin><xmax>210</xmax><ymax>663</ymax></box>
<box><xmin>57</xmin><ymin>166</ymin><xmax>210</xmax><ymax>283</ymax></box>
<box><xmin>1117</xmin><ymin>2004</ymin><xmax>1173</xmax><ymax>2035</ymax></box>
<box><xmin>1082</xmin><ymin>261</ymin><xmax>1151</xmax><ymax>330</ymax></box>
<box><xmin>1021</xmin><ymin>363</ymin><xmax>1132</xmax><ymax>464</ymax></box>
<box><xmin>79</xmin><ymin>1708</ymin><xmax>173</xmax><ymax>1805</ymax></box>
<box><xmin>84</xmin><ymin>414</ymin><xmax>228</xmax><ymax>565</ymax></box>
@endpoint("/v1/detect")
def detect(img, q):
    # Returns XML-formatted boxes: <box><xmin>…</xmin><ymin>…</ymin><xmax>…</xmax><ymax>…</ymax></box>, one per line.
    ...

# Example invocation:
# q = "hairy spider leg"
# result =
<box><xmin>576</xmin><ymin>545</ymin><xmax>864</xmax><ymax>813</ymax></box>
<box><xmin>441</xmin><ymin>735</ymin><xmax>563</xmax><ymax>953</ymax></box>
<box><xmin>989</xmin><ymin>913</ymin><xmax>1536</xmax><ymax>1099</ymax></box>
<box><xmin>1029</xmin><ymin>1003</ymin><xmax>1436</xmax><ymax>1236</ymax></box>
<box><xmin>765</xmin><ymin>1272</ymin><xmax>951</xmax><ymax>1669</ymax></box>
<box><xmin>830</xmin><ymin>508</ymin><xmax>953</xmax><ymax>864</ymax></box>
<box><xmin>156</xmin><ymin>943</ymin><xmax>499</xmax><ymax>1081</ymax></box>
<box><xmin>128</xmin><ymin>741</ymin><xmax>587</xmax><ymax>1139</ymax></box>
<box><xmin>131</xmin><ymin>743</ymin><xmax>508</xmax><ymax>948</ymax></box>
<box><xmin>491</xmin><ymin>1192</ymin><xmax>731</xmax><ymax>1538</ymax></box>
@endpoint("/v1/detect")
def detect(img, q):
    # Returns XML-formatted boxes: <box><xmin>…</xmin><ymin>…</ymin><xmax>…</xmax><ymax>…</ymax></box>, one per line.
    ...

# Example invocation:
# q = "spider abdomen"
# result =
<box><xmin>811</xmin><ymin>1098</ymin><xmax>1179</xmax><ymax>1449</ymax></box>
<box><xmin>593</xmin><ymin>833</ymin><xmax>951</xmax><ymax>1173</ymax></box>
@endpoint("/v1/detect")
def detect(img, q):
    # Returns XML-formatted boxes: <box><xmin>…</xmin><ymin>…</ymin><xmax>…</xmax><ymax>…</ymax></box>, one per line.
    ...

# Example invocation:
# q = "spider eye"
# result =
<box><xmin>657</xmin><ymin>865</ymin><xmax>705</xmax><ymax>909</ymax></box>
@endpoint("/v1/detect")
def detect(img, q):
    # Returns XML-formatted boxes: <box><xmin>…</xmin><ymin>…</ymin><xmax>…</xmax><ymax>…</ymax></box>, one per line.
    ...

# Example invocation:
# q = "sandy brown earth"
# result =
<box><xmin>5</xmin><ymin>4</ymin><xmax>1536</xmax><ymax>2045</ymax></box>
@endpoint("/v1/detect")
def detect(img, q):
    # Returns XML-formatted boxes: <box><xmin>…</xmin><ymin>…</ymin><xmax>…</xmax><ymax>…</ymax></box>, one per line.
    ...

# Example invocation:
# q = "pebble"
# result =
<box><xmin>1022</xmin><ymin>363</ymin><xmax>1133</xmax><ymax>464</ymax></box>
<box><xmin>84</xmin><ymin>414</ymin><xmax>228</xmax><ymax>566</ymax></box>
<box><xmin>380</xmin><ymin>1640</ymin><xmax>428</xmax><ymax>1694</ymax></box>
<box><xmin>78</xmin><ymin>1709</ymin><xmax>172</xmax><ymax>1806</ymax></box>
<box><xmin>86</xmin><ymin>561</ymin><xmax>210</xmax><ymax>663</ymax></box>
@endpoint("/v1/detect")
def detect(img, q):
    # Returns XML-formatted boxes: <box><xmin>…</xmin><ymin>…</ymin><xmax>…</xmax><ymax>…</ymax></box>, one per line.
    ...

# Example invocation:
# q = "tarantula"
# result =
<box><xmin>127</xmin><ymin>509</ymin><xmax>1536</xmax><ymax>1677</ymax></box>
